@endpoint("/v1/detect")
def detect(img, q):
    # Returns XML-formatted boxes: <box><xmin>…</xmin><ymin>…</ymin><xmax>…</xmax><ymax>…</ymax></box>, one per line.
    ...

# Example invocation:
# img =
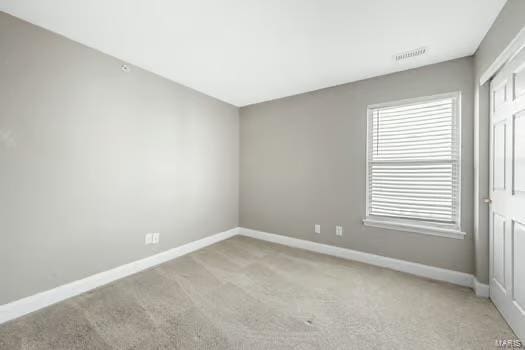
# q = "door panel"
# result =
<box><xmin>514</xmin><ymin>112</ymin><xmax>525</xmax><ymax>194</ymax></box>
<box><xmin>514</xmin><ymin>64</ymin><xmax>525</xmax><ymax>100</ymax></box>
<box><xmin>493</xmin><ymin>82</ymin><xmax>507</xmax><ymax>112</ymax></box>
<box><xmin>513</xmin><ymin>221</ymin><xmax>525</xmax><ymax>314</ymax></box>
<box><xmin>493</xmin><ymin>214</ymin><xmax>506</xmax><ymax>292</ymax></box>
<box><xmin>494</xmin><ymin>122</ymin><xmax>506</xmax><ymax>190</ymax></box>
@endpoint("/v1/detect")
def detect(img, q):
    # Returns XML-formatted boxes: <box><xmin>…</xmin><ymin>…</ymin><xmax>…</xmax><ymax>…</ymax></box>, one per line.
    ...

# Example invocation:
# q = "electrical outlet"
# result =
<box><xmin>152</xmin><ymin>233</ymin><xmax>160</xmax><ymax>244</ymax></box>
<box><xmin>314</xmin><ymin>224</ymin><xmax>321</xmax><ymax>234</ymax></box>
<box><xmin>336</xmin><ymin>226</ymin><xmax>343</xmax><ymax>236</ymax></box>
<box><xmin>145</xmin><ymin>233</ymin><xmax>153</xmax><ymax>245</ymax></box>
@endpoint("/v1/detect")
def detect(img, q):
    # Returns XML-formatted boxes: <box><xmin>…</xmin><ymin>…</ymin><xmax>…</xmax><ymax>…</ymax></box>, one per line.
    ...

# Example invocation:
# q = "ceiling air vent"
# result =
<box><xmin>394</xmin><ymin>47</ymin><xmax>427</xmax><ymax>62</ymax></box>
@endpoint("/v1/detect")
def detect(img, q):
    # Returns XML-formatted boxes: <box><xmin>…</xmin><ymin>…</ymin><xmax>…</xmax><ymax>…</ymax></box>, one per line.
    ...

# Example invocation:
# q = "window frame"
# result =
<box><xmin>363</xmin><ymin>91</ymin><xmax>466</xmax><ymax>240</ymax></box>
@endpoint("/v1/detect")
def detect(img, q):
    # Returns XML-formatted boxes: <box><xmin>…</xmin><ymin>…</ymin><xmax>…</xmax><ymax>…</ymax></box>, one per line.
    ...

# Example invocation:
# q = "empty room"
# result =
<box><xmin>0</xmin><ymin>0</ymin><xmax>524</xmax><ymax>349</ymax></box>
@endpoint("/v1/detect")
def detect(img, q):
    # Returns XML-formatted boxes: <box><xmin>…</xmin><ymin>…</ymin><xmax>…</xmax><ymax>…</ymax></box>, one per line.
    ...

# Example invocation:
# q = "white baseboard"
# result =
<box><xmin>1</xmin><ymin>226</ymin><xmax>489</xmax><ymax>326</ymax></box>
<box><xmin>473</xmin><ymin>278</ymin><xmax>490</xmax><ymax>298</ymax></box>
<box><xmin>239</xmin><ymin>228</ymin><xmax>480</xmax><ymax>291</ymax></box>
<box><xmin>0</xmin><ymin>227</ymin><xmax>238</xmax><ymax>325</ymax></box>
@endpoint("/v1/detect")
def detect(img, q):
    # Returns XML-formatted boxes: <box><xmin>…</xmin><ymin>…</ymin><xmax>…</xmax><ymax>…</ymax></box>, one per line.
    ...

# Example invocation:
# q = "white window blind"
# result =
<box><xmin>366</xmin><ymin>93</ymin><xmax>461</xmax><ymax>227</ymax></box>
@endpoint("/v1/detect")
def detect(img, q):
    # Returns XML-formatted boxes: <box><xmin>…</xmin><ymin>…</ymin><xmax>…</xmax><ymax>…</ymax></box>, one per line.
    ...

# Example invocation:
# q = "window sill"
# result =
<box><xmin>362</xmin><ymin>218</ymin><xmax>466</xmax><ymax>240</ymax></box>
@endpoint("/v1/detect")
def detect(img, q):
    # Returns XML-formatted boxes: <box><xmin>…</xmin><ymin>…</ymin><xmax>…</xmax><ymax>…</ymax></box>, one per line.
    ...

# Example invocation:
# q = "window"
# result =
<box><xmin>363</xmin><ymin>92</ymin><xmax>465</xmax><ymax>239</ymax></box>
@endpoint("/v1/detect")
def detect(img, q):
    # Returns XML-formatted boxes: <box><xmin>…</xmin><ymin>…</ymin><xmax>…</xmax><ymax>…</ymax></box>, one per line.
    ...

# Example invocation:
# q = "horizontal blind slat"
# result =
<box><xmin>373</xmin><ymin>117</ymin><xmax>452</xmax><ymax>128</ymax></box>
<box><xmin>371</xmin><ymin>203</ymin><xmax>454</xmax><ymax>214</ymax></box>
<box><xmin>374</xmin><ymin>127</ymin><xmax>453</xmax><ymax>137</ymax></box>
<box><xmin>378</xmin><ymin>103</ymin><xmax>452</xmax><ymax>117</ymax></box>
<box><xmin>370</xmin><ymin>210</ymin><xmax>453</xmax><ymax>222</ymax></box>
<box><xmin>377</xmin><ymin>114</ymin><xmax>453</xmax><ymax>124</ymax></box>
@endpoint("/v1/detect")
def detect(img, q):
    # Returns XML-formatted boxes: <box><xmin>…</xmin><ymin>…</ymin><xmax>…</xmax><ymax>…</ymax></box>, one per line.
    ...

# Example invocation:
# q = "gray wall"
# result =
<box><xmin>0</xmin><ymin>12</ymin><xmax>239</xmax><ymax>305</ymax></box>
<box><xmin>473</xmin><ymin>0</ymin><xmax>525</xmax><ymax>284</ymax></box>
<box><xmin>240</xmin><ymin>57</ymin><xmax>474</xmax><ymax>274</ymax></box>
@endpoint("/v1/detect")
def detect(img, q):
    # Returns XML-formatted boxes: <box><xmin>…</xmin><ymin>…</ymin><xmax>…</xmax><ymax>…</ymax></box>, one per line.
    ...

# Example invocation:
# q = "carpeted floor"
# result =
<box><xmin>0</xmin><ymin>235</ymin><xmax>516</xmax><ymax>349</ymax></box>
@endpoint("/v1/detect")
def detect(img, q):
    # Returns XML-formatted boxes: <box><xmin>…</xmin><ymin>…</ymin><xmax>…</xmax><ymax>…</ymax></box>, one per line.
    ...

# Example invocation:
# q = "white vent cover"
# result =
<box><xmin>394</xmin><ymin>47</ymin><xmax>427</xmax><ymax>61</ymax></box>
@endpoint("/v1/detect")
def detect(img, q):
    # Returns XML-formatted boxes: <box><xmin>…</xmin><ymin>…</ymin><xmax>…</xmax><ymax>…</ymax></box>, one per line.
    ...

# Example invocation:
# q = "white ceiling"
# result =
<box><xmin>0</xmin><ymin>0</ymin><xmax>506</xmax><ymax>106</ymax></box>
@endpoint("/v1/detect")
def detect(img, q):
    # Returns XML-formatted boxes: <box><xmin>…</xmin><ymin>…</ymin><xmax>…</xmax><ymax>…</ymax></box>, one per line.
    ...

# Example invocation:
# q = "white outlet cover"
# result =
<box><xmin>314</xmin><ymin>224</ymin><xmax>321</xmax><ymax>234</ymax></box>
<box><xmin>336</xmin><ymin>226</ymin><xmax>343</xmax><ymax>236</ymax></box>
<box><xmin>152</xmin><ymin>233</ymin><xmax>160</xmax><ymax>244</ymax></box>
<box><xmin>145</xmin><ymin>233</ymin><xmax>153</xmax><ymax>245</ymax></box>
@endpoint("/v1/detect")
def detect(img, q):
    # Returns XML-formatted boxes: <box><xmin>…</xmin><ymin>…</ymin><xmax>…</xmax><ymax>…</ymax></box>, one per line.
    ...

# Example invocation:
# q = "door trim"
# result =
<box><xmin>480</xmin><ymin>25</ymin><xmax>525</xmax><ymax>85</ymax></box>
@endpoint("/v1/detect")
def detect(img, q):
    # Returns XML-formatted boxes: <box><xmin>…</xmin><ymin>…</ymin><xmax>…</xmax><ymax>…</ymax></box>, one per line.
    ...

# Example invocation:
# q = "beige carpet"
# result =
<box><xmin>0</xmin><ymin>236</ymin><xmax>516</xmax><ymax>349</ymax></box>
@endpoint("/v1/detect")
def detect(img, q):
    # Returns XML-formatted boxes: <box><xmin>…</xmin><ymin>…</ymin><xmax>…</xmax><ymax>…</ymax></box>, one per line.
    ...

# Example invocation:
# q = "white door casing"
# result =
<box><xmin>490</xmin><ymin>46</ymin><xmax>525</xmax><ymax>340</ymax></box>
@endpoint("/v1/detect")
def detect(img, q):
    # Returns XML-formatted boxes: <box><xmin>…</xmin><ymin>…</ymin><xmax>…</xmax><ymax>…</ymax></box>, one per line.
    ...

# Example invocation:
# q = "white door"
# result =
<box><xmin>490</xmin><ymin>47</ymin><xmax>525</xmax><ymax>340</ymax></box>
